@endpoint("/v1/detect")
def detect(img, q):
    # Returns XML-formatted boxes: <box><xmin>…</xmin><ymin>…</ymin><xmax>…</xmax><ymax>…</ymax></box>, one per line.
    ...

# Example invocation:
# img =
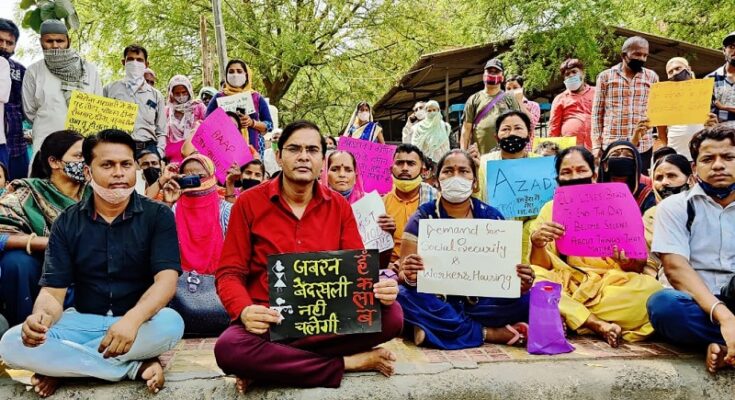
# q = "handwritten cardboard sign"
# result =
<box><xmin>337</xmin><ymin>137</ymin><xmax>397</xmax><ymax>195</ymax></box>
<box><xmin>351</xmin><ymin>191</ymin><xmax>394</xmax><ymax>252</ymax></box>
<box><xmin>268</xmin><ymin>249</ymin><xmax>382</xmax><ymax>341</ymax></box>
<box><xmin>216</xmin><ymin>92</ymin><xmax>256</xmax><ymax>115</ymax></box>
<box><xmin>553</xmin><ymin>182</ymin><xmax>647</xmax><ymax>259</ymax></box>
<box><xmin>647</xmin><ymin>78</ymin><xmax>715</xmax><ymax>126</ymax></box>
<box><xmin>191</xmin><ymin>108</ymin><xmax>252</xmax><ymax>184</ymax></box>
<box><xmin>486</xmin><ymin>157</ymin><xmax>557</xmax><ymax>218</ymax></box>
<box><xmin>417</xmin><ymin>219</ymin><xmax>522</xmax><ymax>298</ymax></box>
<box><xmin>65</xmin><ymin>91</ymin><xmax>138</xmax><ymax>136</ymax></box>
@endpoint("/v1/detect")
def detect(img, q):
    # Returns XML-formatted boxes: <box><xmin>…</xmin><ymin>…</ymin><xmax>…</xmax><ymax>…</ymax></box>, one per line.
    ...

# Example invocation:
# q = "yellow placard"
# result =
<box><xmin>64</xmin><ymin>91</ymin><xmax>138</xmax><ymax>136</ymax></box>
<box><xmin>647</xmin><ymin>78</ymin><xmax>714</xmax><ymax>127</ymax></box>
<box><xmin>532</xmin><ymin>136</ymin><xmax>577</xmax><ymax>152</ymax></box>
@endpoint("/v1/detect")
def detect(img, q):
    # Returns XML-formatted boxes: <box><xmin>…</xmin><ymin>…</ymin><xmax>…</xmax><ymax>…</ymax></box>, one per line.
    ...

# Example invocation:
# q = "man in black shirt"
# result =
<box><xmin>0</xmin><ymin>129</ymin><xmax>183</xmax><ymax>397</ymax></box>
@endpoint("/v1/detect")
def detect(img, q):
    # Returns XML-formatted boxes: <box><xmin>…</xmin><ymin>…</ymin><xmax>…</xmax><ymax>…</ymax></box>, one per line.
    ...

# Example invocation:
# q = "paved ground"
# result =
<box><xmin>2</xmin><ymin>335</ymin><xmax>735</xmax><ymax>399</ymax></box>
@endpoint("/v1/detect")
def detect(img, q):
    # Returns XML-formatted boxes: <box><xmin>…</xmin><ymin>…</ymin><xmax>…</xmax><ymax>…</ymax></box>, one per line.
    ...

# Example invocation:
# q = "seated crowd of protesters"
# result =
<box><xmin>0</xmin><ymin>15</ymin><xmax>734</xmax><ymax>397</ymax></box>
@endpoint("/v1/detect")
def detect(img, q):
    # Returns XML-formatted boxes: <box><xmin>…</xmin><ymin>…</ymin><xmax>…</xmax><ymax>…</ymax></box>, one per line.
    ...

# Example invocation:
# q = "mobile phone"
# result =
<box><xmin>236</xmin><ymin>107</ymin><xmax>247</xmax><ymax>115</ymax></box>
<box><xmin>176</xmin><ymin>175</ymin><xmax>201</xmax><ymax>189</ymax></box>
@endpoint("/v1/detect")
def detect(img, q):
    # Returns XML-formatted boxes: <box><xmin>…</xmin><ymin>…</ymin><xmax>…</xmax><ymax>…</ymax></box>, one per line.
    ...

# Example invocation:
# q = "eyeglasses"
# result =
<box><xmin>283</xmin><ymin>145</ymin><xmax>322</xmax><ymax>156</ymax></box>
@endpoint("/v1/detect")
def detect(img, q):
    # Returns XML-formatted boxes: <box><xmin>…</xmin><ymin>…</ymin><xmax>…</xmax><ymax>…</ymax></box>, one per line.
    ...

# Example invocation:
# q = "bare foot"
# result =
<box><xmin>413</xmin><ymin>326</ymin><xmax>426</xmax><ymax>346</ymax></box>
<box><xmin>137</xmin><ymin>358</ymin><xmax>165</xmax><ymax>393</ymax></box>
<box><xmin>344</xmin><ymin>348</ymin><xmax>397</xmax><ymax>377</ymax></box>
<box><xmin>30</xmin><ymin>374</ymin><xmax>61</xmax><ymax>398</ymax></box>
<box><xmin>484</xmin><ymin>323</ymin><xmax>528</xmax><ymax>346</ymax></box>
<box><xmin>706</xmin><ymin>343</ymin><xmax>730</xmax><ymax>374</ymax></box>
<box><xmin>234</xmin><ymin>377</ymin><xmax>252</xmax><ymax>394</ymax></box>
<box><xmin>586</xmin><ymin>319</ymin><xmax>622</xmax><ymax>348</ymax></box>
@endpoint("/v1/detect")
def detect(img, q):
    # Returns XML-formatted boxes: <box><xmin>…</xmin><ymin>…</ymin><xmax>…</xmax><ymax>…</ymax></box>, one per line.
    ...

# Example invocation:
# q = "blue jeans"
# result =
<box><xmin>647</xmin><ymin>289</ymin><xmax>730</xmax><ymax>348</ymax></box>
<box><xmin>0</xmin><ymin>308</ymin><xmax>184</xmax><ymax>381</ymax></box>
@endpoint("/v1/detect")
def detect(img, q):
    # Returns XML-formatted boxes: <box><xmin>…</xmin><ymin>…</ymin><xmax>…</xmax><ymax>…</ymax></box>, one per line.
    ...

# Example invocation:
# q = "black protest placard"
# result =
<box><xmin>268</xmin><ymin>249</ymin><xmax>382</xmax><ymax>341</ymax></box>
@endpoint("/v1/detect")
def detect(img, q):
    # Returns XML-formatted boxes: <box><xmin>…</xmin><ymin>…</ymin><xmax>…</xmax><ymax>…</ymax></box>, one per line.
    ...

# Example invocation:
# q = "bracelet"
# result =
<box><xmin>225</xmin><ymin>194</ymin><xmax>236</xmax><ymax>199</ymax></box>
<box><xmin>710</xmin><ymin>301</ymin><xmax>726</xmax><ymax>325</ymax></box>
<box><xmin>26</xmin><ymin>233</ymin><xmax>37</xmax><ymax>255</ymax></box>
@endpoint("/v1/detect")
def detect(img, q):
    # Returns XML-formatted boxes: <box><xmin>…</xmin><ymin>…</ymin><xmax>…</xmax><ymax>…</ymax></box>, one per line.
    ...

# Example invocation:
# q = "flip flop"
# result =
<box><xmin>504</xmin><ymin>323</ymin><xmax>529</xmax><ymax>346</ymax></box>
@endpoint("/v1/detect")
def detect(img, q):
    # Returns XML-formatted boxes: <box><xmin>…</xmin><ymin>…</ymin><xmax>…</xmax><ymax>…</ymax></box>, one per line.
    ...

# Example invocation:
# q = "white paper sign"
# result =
<box><xmin>216</xmin><ymin>92</ymin><xmax>256</xmax><ymax>115</ymax></box>
<box><xmin>351</xmin><ymin>191</ymin><xmax>394</xmax><ymax>252</ymax></box>
<box><xmin>417</xmin><ymin>219</ymin><xmax>522</xmax><ymax>298</ymax></box>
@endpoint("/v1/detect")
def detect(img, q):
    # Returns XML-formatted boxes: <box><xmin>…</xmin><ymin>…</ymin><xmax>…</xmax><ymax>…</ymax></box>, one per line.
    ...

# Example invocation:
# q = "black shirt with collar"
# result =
<box><xmin>40</xmin><ymin>191</ymin><xmax>181</xmax><ymax>316</ymax></box>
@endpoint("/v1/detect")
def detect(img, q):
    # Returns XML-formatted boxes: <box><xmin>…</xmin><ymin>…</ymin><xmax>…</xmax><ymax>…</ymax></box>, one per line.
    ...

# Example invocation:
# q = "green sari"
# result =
<box><xmin>0</xmin><ymin>179</ymin><xmax>87</xmax><ymax>236</ymax></box>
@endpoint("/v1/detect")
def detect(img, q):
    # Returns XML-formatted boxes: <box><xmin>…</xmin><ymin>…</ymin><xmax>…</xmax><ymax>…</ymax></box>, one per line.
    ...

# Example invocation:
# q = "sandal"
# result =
<box><xmin>504</xmin><ymin>323</ymin><xmax>529</xmax><ymax>346</ymax></box>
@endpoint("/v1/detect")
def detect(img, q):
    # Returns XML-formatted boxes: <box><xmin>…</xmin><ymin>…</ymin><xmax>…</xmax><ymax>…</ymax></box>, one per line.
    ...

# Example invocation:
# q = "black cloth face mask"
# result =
<box><xmin>142</xmin><ymin>167</ymin><xmax>162</xmax><ymax>185</ymax></box>
<box><xmin>498</xmin><ymin>135</ymin><xmax>529</xmax><ymax>154</ymax></box>
<box><xmin>557</xmin><ymin>176</ymin><xmax>593</xmax><ymax>187</ymax></box>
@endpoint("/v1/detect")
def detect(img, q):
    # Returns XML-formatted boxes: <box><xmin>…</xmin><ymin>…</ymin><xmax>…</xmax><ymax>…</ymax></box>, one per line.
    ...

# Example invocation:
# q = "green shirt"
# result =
<box><xmin>463</xmin><ymin>90</ymin><xmax>521</xmax><ymax>154</ymax></box>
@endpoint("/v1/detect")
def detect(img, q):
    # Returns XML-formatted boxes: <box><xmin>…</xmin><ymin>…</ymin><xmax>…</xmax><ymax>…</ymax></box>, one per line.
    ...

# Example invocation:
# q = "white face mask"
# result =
<box><xmin>415</xmin><ymin>109</ymin><xmax>427</xmax><ymax>120</ymax></box>
<box><xmin>125</xmin><ymin>61</ymin><xmax>146</xmax><ymax>80</ymax></box>
<box><xmin>426</xmin><ymin>110</ymin><xmax>440</xmax><ymax>120</ymax></box>
<box><xmin>227</xmin><ymin>73</ymin><xmax>248</xmax><ymax>88</ymax></box>
<box><xmin>174</xmin><ymin>94</ymin><xmax>190</xmax><ymax>104</ymax></box>
<box><xmin>90</xmin><ymin>178</ymin><xmax>135</xmax><ymax>205</ymax></box>
<box><xmin>563</xmin><ymin>74</ymin><xmax>583</xmax><ymax>91</ymax></box>
<box><xmin>439</xmin><ymin>176</ymin><xmax>473</xmax><ymax>203</ymax></box>
<box><xmin>358</xmin><ymin>111</ymin><xmax>370</xmax><ymax>122</ymax></box>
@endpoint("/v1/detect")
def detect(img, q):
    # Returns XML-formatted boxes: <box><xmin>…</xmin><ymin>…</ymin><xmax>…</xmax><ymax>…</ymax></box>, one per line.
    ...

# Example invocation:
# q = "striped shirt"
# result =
<box><xmin>591</xmin><ymin>63</ymin><xmax>658</xmax><ymax>152</ymax></box>
<box><xmin>707</xmin><ymin>65</ymin><xmax>735</xmax><ymax>123</ymax></box>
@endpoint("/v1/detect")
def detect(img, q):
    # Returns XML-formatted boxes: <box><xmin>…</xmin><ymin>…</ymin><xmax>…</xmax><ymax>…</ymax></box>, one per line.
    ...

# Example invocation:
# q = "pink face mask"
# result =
<box><xmin>484</xmin><ymin>72</ymin><xmax>503</xmax><ymax>86</ymax></box>
<box><xmin>90</xmin><ymin>179</ymin><xmax>135</xmax><ymax>205</ymax></box>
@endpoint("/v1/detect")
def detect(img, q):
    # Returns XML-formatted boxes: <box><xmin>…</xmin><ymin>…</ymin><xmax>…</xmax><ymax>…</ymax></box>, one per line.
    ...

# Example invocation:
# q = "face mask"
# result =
<box><xmin>62</xmin><ymin>160</ymin><xmax>86</xmax><ymax>183</ymax></box>
<box><xmin>440</xmin><ymin>176</ymin><xmax>473</xmax><ymax>204</ymax></box>
<box><xmin>0</xmin><ymin>50</ymin><xmax>11</xmax><ymax>59</ymax></box>
<box><xmin>698</xmin><ymin>178</ymin><xmax>735</xmax><ymax>200</ymax></box>
<box><xmin>125</xmin><ymin>61</ymin><xmax>146</xmax><ymax>80</ymax></box>
<box><xmin>227</xmin><ymin>73</ymin><xmax>248</xmax><ymax>88</ymax></box>
<box><xmin>557</xmin><ymin>176</ymin><xmax>593</xmax><ymax>187</ymax></box>
<box><xmin>338</xmin><ymin>187</ymin><xmax>354</xmax><ymax>199</ymax></box>
<box><xmin>415</xmin><ymin>110</ymin><xmax>427</xmax><ymax>120</ymax></box>
<box><xmin>142</xmin><ymin>167</ymin><xmax>161</xmax><ymax>186</ymax></box>
<box><xmin>728</xmin><ymin>55</ymin><xmax>735</xmax><ymax>68</ymax></box>
<box><xmin>626</xmin><ymin>58</ymin><xmax>646</xmax><ymax>73</ymax></box>
<box><xmin>426</xmin><ymin>111</ymin><xmax>440</xmax><ymax>121</ymax></box>
<box><xmin>658</xmin><ymin>183</ymin><xmax>689</xmax><ymax>199</ymax></box>
<box><xmin>238</xmin><ymin>178</ymin><xmax>261</xmax><ymax>191</ymax></box>
<box><xmin>271</xmin><ymin>142</ymin><xmax>278</xmax><ymax>152</ymax></box>
<box><xmin>358</xmin><ymin>111</ymin><xmax>370</xmax><ymax>122</ymax></box>
<box><xmin>90</xmin><ymin>178</ymin><xmax>135</xmax><ymax>205</ymax></box>
<box><xmin>392</xmin><ymin>174</ymin><xmax>422</xmax><ymax>193</ymax></box>
<box><xmin>670</xmin><ymin>69</ymin><xmax>691</xmax><ymax>82</ymax></box>
<box><xmin>174</xmin><ymin>94</ymin><xmax>190</xmax><ymax>104</ymax></box>
<box><xmin>484</xmin><ymin>74</ymin><xmax>503</xmax><ymax>86</ymax></box>
<box><xmin>498</xmin><ymin>135</ymin><xmax>529</xmax><ymax>154</ymax></box>
<box><xmin>564</xmin><ymin>74</ymin><xmax>583</xmax><ymax>91</ymax></box>
<box><xmin>606</xmin><ymin>157</ymin><xmax>636</xmax><ymax>177</ymax></box>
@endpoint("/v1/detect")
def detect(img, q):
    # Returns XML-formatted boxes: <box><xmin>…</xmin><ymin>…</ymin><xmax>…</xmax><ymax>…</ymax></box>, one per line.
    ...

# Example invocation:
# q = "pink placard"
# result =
<box><xmin>337</xmin><ymin>137</ymin><xmax>397</xmax><ymax>195</ymax></box>
<box><xmin>552</xmin><ymin>183</ymin><xmax>647</xmax><ymax>259</ymax></box>
<box><xmin>191</xmin><ymin>108</ymin><xmax>253</xmax><ymax>184</ymax></box>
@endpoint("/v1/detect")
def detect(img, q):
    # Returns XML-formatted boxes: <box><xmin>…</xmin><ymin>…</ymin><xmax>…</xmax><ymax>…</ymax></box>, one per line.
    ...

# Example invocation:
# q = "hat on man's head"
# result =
<box><xmin>40</xmin><ymin>19</ymin><xmax>68</xmax><ymax>36</ymax></box>
<box><xmin>0</xmin><ymin>19</ymin><xmax>19</xmax><ymax>41</ymax></box>
<box><xmin>724</xmin><ymin>31</ymin><xmax>735</xmax><ymax>47</ymax></box>
<box><xmin>484</xmin><ymin>58</ymin><xmax>504</xmax><ymax>72</ymax></box>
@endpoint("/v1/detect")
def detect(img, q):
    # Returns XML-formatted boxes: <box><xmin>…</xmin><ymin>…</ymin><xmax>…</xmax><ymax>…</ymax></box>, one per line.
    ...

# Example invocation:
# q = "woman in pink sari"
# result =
<box><xmin>321</xmin><ymin>150</ymin><xmax>365</xmax><ymax>204</ymax></box>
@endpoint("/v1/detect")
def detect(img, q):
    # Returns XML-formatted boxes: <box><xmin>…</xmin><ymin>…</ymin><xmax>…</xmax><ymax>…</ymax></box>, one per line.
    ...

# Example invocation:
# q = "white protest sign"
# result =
<box><xmin>417</xmin><ymin>219</ymin><xmax>522</xmax><ymax>298</ymax></box>
<box><xmin>216</xmin><ymin>92</ymin><xmax>257</xmax><ymax>115</ymax></box>
<box><xmin>351</xmin><ymin>191</ymin><xmax>394</xmax><ymax>252</ymax></box>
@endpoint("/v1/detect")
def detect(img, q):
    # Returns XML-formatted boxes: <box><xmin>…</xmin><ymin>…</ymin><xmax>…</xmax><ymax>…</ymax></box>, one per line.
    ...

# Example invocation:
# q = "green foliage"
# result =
<box><xmin>20</xmin><ymin>0</ymin><xmax>80</xmax><ymax>32</ymax></box>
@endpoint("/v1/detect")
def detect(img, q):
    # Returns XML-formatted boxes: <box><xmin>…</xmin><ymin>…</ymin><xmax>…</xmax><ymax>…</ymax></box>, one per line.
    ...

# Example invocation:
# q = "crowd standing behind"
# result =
<box><xmin>0</xmin><ymin>15</ymin><xmax>733</xmax><ymax>397</ymax></box>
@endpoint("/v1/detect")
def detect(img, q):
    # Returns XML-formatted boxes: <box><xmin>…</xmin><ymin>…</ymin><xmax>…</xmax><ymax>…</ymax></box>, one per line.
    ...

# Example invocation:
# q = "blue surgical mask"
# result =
<box><xmin>338</xmin><ymin>188</ymin><xmax>354</xmax><ymax>199</ymax></box>
<box><xmin>698</xmin><ymin>178</ymin><xmax>735</xmax><ymax>200</ymax></box>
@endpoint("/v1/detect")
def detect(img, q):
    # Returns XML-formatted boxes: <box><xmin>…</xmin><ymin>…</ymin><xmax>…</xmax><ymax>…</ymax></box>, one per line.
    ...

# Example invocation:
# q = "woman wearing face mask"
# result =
<box><xmin>343</xmin><ymin>101</ymin><xmax>385</xmax><ymax>143</ymax></box>
<box><xmin>529</xmin><ymin>146</ymin><xmax>662</xmax><ymax>347</ymax></box>
<box><xmin>397</xmin><ymin>149</ymin><xmax>534</xmax><ymax>349</ymax></box>
<box><xmin>410</xmin><ymin>100</ymin><xmax>451</xmax><ymax>163</ymax></box>
<box><xmin>322</xmin><ymin>151</ymin><xmax>366</xmax><ymax>204</ymax></box>
<box><xmin>643</xmin><ymin>154</ymin><xmax>695</xmax><ymax>284</ymax></box>
<box><xmin>205</xmin><ymin>59</ymin><xmax>273</xmax><ymax>158</ymax></box>
<box><xmin>165</xmin><ymin>75</ymin><xmax>207</xmax><ymax>164</ymax></box>
<box><xmin>0</xmin><ymin>130</ymin><xmax>87</xmax><ymax>326</ymax></box>
<box><xmin>655</xmin><ymin>58</ymin><xmax>719</xmax><ymax>160</ymax></box>
<box><xmin>598</xmin><ymin>140</ymin><xmax>656</xmax><ymax>214</ymax></box>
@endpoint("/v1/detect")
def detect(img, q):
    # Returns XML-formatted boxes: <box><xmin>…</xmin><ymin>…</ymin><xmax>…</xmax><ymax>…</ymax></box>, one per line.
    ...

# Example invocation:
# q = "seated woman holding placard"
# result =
<box><xmin>529</xmin><ymin>146</ymin><xmax>662</xmax><ymax>347</ymax></box>
<box><xmin>397</xmin><ymin>149</ymin><xmax>535</xmax><ymax>350</ymax></box>
<box><xmin>598</xmin><ymin>140</ymin><xmax>656</xmax><ymax>214</ymax></box>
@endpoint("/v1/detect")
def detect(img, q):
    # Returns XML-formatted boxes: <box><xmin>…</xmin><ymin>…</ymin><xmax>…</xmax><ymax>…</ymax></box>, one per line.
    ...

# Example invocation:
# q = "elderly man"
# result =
<box><xmin>22</xmin><ymin>19</ymin><xmax>103</xmax><ymax>157</ymax></box>
<box><xmin>591</xmin><ymin>36</ymin><xmax>659</xmax><ymax>173</ymax></box>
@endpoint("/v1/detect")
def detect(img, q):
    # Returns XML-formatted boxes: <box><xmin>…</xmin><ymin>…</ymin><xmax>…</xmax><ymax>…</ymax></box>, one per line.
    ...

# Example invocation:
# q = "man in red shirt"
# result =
<box><xmin>214</xmin><ymin>120</ymin><xmax>403</xmax><ymax>393</ymax></box>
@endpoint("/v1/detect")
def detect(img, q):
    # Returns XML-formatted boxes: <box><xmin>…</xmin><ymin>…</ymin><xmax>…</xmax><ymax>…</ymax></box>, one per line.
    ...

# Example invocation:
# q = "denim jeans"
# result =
<box><xmin>0</xmin><ymin>307</ymin><xmax>184</xmax><ymax>381</ymax></box>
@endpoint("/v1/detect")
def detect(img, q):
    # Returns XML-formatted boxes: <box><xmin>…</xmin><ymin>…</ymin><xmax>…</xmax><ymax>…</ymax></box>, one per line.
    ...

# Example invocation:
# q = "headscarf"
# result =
<box><xmin>199</xmin><ymin>86</ymin><xmax>217</xmax><ymax>98</ymax></box>
<box><xmin>222</xmin><ymin>59</ymin><xmax>254</xmax><ymax>96</ymax></box>
<box><xmin>411</xmin><ymin>100</ymin><xmax>450</xmax><ymax>162</ymax></box>
<box><xmin>598</xmin><ymin>140</ymin><xmax>652</xmax><ymax>208</ymax></box>
<box><xmin>320</xmin><ymin>150</ymin><xmax>365</xmax><ymax>204</ymax></box>
<box><xmin>174</xmin><ymin>154</ymin><xmax>223</xmax><ymax>274</ymax></box>
<box><xmin>343</xmin><ymin>101</ymin><xmax>376</xmax><ymax>139</ymax></box>
<box><xmin>166</xmin><ymin>75</ymin><xmax>203</xmax><ymax>143</ymax></box>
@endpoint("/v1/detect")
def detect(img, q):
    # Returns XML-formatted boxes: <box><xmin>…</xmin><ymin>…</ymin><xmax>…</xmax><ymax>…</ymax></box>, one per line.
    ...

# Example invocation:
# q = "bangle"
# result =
<box><xmin>26</xmin><ymin>233</ymin><xmax>37</xmax><ymax>255</ymax></box>
<box><xmin>710</xmin><ymin>301</ymin><xmax>726</xmax><ymax>325</ymax></box>
<box><xmin>225</xmin><ymin>194</ymin><xmax>236</xmax><ymax>199</ymax></box>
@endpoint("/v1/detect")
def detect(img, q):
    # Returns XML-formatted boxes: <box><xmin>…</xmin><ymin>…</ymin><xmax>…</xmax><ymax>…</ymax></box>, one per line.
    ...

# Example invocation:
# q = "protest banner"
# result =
<box><xmin>337</xmin><ymin>137</ymin><xmax>397</xmax><ymax>195</ymax></box>
<box><xmin>417</xmin><ymin>219</ymin><xmax>522</xmax><ymax>298</ymax></box>
<box><xmin>532</xmin><ymin>137</ymin><xmax>577</xmax><ymax>152</ymax></box>
<box><xmin>191</xmin><ymin>108</ymin><xmax>252</xmax><ymax>184</ymax></box>
<box><xmin>351</xmin><ymin>191</ymin><xmax>394</xmax><ymax>252</ymax></box>
<box><xmin>64</xmin><ymin>91</ymin><xmax>138</xmax><ymax>136</ymax></box>
<box><xmin>216</xmin><ymin>92</ymin><xmax>256</xmax><ymax>115</ymax></box>
<box><xmin>553</xmin><ymin>182</ymin><xmax>647</xmax><ymax>259</ymax></box>
<box><xmin>486</xmin><ymin>157</ymin><xmax>557</xmax><ymax>218</ymax></box>
<box><xmin>647</xmin><ymin>78</ymin><xmax>715</xmax><ymax>126</ymax></box>
<box><xmin>268</xmin><ymin>249</ymin><xmax>382</xmax><ymax>341</ymax></box>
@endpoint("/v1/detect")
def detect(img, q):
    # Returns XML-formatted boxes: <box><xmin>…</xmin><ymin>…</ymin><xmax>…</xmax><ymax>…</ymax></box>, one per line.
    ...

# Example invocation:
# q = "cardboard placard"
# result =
<box><xmin>337</xmin><ymin>137</ymin><xmax>396</xmax><ymax>195</ymax></box>
<box><xmin>486</xmin><ymin>157</ymin><xmax>557</xmax><ymax>218</ymax></box>
<box><xmin>351</xmin><ymin>191</ymin><xmax>394</xmax><ymax>252</ymax></box>
<box><xmin>647</xmin><ymin>78</ymin><xmax>715</xmax><ymax>126</ymax></box>
<box><xmin>191</xmin><ymin>108</ymin><xmax>252</xmax><ymax>184</ymax></box>
<box><xmin>216</xmin><ymin>92</ymin><xmax>256</xmax><ymax>115</ymax></box>
<box><xmin>65</xmin><ymin>91</ymin><xmax>138</xmax><ymax>136</ymax></box>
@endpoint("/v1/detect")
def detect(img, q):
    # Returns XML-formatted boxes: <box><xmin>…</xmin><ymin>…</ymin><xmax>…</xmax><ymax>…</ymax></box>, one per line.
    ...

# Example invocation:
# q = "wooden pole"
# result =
<box><xmin>211</xmin><ymin>0</ymin><xmax>228</xmax><ymax>83</ymax></box>
<box><xmin>444</xmin><ymin>69</ymin><xmax>450</xmax><ymax>123</ymax></box>
<box><xmin>199</xmin><ymin>15</ymin><xmax>214</xmax><ymax>87</ymax></box>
